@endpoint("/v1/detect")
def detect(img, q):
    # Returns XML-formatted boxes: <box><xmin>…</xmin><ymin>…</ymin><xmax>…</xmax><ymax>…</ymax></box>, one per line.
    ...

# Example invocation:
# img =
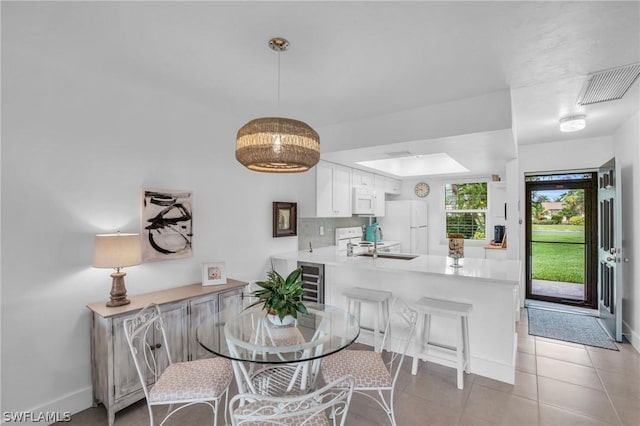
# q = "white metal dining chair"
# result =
<box><xmin>124</xmin><ymin>303</ymin><xmax>234</xmax><ymax>426</ymax></box>
<box><xmin>226</xmin><ymin>306</ymin><xmax>333</xmax><ymax>396</ymax></box>
<box><xmin>320</xmin><ymin>297</ymin><xmax>418</xmax><ymax>426</ymax></box>
<box><xmin>228</xmin><ymin>375</ymin><xmax>355</xmax><ymax>426</ymax></box>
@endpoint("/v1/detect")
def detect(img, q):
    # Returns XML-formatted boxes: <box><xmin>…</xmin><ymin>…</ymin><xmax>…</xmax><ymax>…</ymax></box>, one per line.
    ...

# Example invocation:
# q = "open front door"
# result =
<box><xmin>598</xmin><ymin>158</ymin><xmax>623</xmax><ymax>342</ymax></box>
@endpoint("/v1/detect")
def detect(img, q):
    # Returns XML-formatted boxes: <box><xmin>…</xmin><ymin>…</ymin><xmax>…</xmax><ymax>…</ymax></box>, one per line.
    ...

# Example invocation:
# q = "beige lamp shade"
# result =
<box><xmin>236</xmin><ymin>117</ymin><xmax>320</xmax><ymax>173</ymax></box>
<box><xmin>92</xmin><ymin>233</ymin><xmax>142</xmax><ymax>269</ymax></box>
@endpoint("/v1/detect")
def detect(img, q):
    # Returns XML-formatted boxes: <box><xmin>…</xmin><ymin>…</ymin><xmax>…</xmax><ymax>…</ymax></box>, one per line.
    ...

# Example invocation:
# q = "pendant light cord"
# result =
<box><xmin>277</xmin><ymin>51</ymin><xmax>281</xmax><ymax>108</ymax></box>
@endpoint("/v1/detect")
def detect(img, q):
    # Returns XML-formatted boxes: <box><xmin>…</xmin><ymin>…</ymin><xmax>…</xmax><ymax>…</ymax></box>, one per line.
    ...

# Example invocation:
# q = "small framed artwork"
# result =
<box><xmin>273</xmin><ymin>202</ymin><xmax>297</xmax><ymax>238</ymax></box>
<box><xmin>202</xmin><ymin>262</ymin><xmax>227</xmax><ymax>286</ymax></box>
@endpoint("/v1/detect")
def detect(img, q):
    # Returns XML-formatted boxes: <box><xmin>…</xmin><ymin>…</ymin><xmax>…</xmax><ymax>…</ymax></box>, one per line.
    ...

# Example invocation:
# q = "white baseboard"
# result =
<box><xmin>0</xmin><ymin>387</ymin><xmax>93</xmax><ymax>426</ymax></box>
<box><xmin>622</xmin><ymin>319</ymin><xmax>640</xmax><ymax>353</ymax></box>
<box><xmin>469</xmin><ymin>355</ymin><xmax>515</xmax><ymax>385</ymax></box>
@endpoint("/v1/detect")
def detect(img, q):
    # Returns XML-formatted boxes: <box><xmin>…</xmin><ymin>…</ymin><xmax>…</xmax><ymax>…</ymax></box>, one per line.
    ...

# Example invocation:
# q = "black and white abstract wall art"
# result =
<box><xmin>141</xmin><ymin>188</ymin><xmax>193</xmax><ymax>262</ymax></box>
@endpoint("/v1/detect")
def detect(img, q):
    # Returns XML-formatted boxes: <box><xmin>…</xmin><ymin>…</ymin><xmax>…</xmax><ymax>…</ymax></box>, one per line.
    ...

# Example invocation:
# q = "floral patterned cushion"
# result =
<box><xmin>233</xmin><ymin>400</ymin><xmax>330</xmax><ymax>426</ymax></box>
<box><xmin>148</xmin><ymin>357</ymin><xmax>233</xmax><ymax>403</ymax></box>
<box><xmin>321</xmin><ymin>350</ymin><xmax>392</xmax><ymax>388</ymax></box>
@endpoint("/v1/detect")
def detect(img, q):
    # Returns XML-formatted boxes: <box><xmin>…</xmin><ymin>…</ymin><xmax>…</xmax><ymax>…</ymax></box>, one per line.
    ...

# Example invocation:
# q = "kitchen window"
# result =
<box><xmin>444</xmin><ymin>182</ymin><xmax>487</xmax><ymax>240</ymax></box>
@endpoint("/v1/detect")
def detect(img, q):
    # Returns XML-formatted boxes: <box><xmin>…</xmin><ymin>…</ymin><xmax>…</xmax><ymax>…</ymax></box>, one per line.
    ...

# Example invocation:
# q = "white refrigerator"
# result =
<box><xmin>378</xmin><ymin>200</ymin><xmax>428</xmax><ymax>254</ymax></box>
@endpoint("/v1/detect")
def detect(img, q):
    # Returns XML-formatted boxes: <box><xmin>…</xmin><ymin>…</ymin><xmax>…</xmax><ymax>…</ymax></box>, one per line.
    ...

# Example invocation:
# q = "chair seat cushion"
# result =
<box><xmin>321</xmin><ymin>350</ymin><xmax>392</xmax><ymax>388</ymax></box>
<box><xmin>233</xmin><ymin>400</ymin><xmax>330</xmax><ymax>426</ymax></box>
<box><xmin>148</xmin><ymin>357</ymin><xmax>233</xmax><ymax>403</ymax></box>
<box><xmin>250</xmin><ymin>325</ymin><xmax>306</xmax><ymax>347</ymax></box>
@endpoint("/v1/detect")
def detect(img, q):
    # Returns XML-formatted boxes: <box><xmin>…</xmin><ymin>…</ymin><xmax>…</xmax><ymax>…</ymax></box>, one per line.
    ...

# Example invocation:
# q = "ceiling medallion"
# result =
<box><xmin>236</xmin><ymin>38</ymin><xmax>320</xmax><ymax>173</ymax></box>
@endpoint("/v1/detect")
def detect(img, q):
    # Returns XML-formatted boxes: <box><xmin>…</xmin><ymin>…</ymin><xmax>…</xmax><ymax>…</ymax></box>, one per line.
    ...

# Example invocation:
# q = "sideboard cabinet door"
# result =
<box><xmin>112</xmin><ymin>314</ymin><xmax>147</xmax><ymax>401</ymax></box>
<box><xmin>111</xmin><ymin>302</ymin><xmax>187</xmax><ymax>401</ymax></box>
<box><xmin>188</xmin><ymin>287</ymin><xmax>246</xmax><ymax>360</ymax></box>
<box><xmin>188</xmin><ymin>293</ymin><xmax>219</xmax><ymax>360</ymax></box>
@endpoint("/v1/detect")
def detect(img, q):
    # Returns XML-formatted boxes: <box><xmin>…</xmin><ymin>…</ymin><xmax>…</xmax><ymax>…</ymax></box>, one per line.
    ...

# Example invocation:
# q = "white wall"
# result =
<box><xmin>318</xmin><ymin>90</ymin><xmax>513</xmax><ymax>153</ymax></box>
<box><xmin>1</xmin><ymin>21</ymin><xmax>313</xmax><ymax>416</ymax></box>
<box><xmin>613</xmin><ymin>111</ymin><xmax>640</xmax><ymax>350</ymax></box>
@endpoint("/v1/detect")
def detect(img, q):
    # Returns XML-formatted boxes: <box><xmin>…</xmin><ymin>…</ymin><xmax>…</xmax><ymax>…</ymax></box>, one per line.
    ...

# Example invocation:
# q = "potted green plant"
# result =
<box><xmin>248</xmin><ymin>268</ymin><xmax>309</xmax><ymax>325</ymax></box>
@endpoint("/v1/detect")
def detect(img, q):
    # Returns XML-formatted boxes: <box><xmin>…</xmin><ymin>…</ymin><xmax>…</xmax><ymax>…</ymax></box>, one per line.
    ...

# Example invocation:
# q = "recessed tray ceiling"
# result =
<box><xmin>356</xmin><ymin>153</ymin><xmax>469</xmax><ymax>177</ymax></box>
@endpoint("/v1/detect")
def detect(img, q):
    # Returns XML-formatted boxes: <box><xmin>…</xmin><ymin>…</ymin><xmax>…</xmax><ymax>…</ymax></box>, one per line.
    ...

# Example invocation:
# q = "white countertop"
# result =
<box><xmin>273</xmin><ymin>246</ymin><xmax>521</xmax><ymax>285</ymax></box>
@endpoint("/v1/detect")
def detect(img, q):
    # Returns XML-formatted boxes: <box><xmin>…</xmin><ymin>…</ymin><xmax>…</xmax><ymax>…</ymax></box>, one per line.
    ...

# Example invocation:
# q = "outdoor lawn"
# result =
<box><xmin>531</xmin><ymin>224</ymin><xmax>585</xmax><ymax>283</ymax></box>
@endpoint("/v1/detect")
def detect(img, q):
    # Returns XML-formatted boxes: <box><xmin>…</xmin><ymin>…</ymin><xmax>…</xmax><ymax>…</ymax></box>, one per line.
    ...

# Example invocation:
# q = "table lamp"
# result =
<box><xmin>92</xmin><ymin>232</ymin><xmax>142</xmax><ymax>307</ymax></box>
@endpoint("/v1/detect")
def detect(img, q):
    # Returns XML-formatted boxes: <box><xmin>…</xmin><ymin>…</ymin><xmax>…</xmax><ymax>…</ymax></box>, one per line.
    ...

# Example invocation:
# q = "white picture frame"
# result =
<box><xmin>202</xmin><ymin>261</ymin><xmax>227</xmax><ymax>286</ymax></box>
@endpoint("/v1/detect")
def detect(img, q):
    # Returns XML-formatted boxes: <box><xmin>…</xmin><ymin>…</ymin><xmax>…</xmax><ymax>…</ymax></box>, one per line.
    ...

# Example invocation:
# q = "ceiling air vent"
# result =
<box><xmin>577</xmin><ymin>63</ymin><xmax>640</xmax><ymax>106</ymax></box>
<box><xmin>384</xmin><ymin>150</ymin><xmax>412</xmax><ymax>157</ymax></box>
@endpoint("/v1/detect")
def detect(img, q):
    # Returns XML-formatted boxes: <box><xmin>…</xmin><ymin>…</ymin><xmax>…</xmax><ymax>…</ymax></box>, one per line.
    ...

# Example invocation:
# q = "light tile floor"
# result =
<box><xmin>61</xmin><ymin>309</ymin><xmax>640</xmax><ymax>426</ymax></box>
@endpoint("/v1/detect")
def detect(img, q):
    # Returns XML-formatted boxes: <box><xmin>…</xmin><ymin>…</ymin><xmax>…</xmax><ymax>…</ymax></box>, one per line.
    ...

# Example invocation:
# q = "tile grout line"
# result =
<box><xmin>455</xmin><ymin>374</ymin><xmax>474</xmax><ymax>426</ymax></box>
<box><xmin>587</xmin><ymin>349</ymin><xmax>625</xmax><ymax>426</ymax></box>
<box><xmin>535</xmin><ymin>336</ymin><xmax>542</xmax><ymax>426</ymax></box>
<box><xmin>524</xmin><ymin>312</ymin><xmax>621</xmax><ymax>426</ymax></box>
<box><xmin>533</xmin><ymin>338</ymin><xmax>624</xmax><ymax>425</ymax></box>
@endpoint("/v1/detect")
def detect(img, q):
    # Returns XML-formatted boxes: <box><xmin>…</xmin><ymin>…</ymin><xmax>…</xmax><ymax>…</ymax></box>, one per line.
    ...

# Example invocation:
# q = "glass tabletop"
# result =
<box><xmin>196</xmin><ymin>302</ymin><xmax>360</xmax><ymax>364</ymax></box>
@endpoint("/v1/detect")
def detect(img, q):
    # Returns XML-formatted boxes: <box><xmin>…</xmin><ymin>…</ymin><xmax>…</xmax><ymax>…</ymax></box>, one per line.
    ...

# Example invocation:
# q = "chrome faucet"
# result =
<box><xmin>372</xmin><ymin>227</ymin><xmax>382</xmax><ymax>259</ymax></box>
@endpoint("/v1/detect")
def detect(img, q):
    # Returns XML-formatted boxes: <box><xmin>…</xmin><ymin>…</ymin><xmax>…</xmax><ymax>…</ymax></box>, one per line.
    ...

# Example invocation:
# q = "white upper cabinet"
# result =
<box><xmin>384</xmin><ymin>176</ymin><xmax>402</xmax><ymax>194</ymax></box>
<box><xmin>315</xmin><ymin>161</ymin><xmax>352</xmax><ymax>217</ymax></box>
<box><xmin>373</xmin><ymin>174</ymin><xmax>402</xmax><ymax>195</ymax></box>
<box><xmin>489</xmin><ymin>181</ymin><xmax>507</xmax><ymax>221</ymax></box>
<box><xmin>301</xmin><ymin>162</ymin><xmax>403</xmax><ymax>218</ymax></box>
<box><xmin>374</xmin><ymin>175</ymin><xmax>387</xmax><ymax>217</ymax></box>
<box><xmin>373</xmin><ymin>175</ymin><xmax>403</xmax><ymax>217</ymax></box>
<box><xmin>352</xmin><ymin>169</ymin><xmax>375</xmax><ymax>187</ymax></box>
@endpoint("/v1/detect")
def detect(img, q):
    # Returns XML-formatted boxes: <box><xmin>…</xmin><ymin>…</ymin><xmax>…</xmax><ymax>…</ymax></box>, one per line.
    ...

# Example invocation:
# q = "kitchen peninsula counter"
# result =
<box><xmin>272</xmin><ymin>246</ymin><xmax>522</xmax><ymax>384</ymax></box>
<box><xmin>272</xmin><ymin>246</ymin><xmax>520</xmax><ymax>285</ymax></box>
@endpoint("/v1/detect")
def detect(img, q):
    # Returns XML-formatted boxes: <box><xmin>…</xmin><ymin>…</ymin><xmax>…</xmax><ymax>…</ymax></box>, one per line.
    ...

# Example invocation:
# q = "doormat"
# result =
<box><xmin>528</xmin><ymin>308</ymin><xmax>618</xmax><ymax>351</ymax></box>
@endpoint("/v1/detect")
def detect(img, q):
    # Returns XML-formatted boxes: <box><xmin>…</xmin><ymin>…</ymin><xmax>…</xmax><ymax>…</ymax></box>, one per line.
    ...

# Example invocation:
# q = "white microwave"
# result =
<box><xmin>353</xmin><ymin>187</ymin><xmax>376</xmax><ymax>214</ymax></box>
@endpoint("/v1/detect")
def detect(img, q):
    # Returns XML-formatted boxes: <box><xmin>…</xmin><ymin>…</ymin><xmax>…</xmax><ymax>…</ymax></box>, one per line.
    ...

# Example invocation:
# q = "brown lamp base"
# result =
<box><xmin>106</xmin><ymin>272</ymin><xmax>131</xmax><ymax>307</ymax></box>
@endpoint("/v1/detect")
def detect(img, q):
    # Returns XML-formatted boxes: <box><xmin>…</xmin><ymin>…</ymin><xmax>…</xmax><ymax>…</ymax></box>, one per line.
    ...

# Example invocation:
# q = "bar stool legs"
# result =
<box><xmin>343</xmin><ymin>287</ymin><xmax>392</xmax><ymax>352</ymax></box>
<box><xmin>411</xmin><ymin>297</ymin><xmax>472</xmax><ymax>390</ymax></box>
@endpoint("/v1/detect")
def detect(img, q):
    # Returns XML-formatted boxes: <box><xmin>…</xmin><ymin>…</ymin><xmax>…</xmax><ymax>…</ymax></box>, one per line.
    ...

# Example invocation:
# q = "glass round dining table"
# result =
<box><xmin>196</xmin><ymin>302</ymin><xmax>360</xmax><ymax>395</ymax></box>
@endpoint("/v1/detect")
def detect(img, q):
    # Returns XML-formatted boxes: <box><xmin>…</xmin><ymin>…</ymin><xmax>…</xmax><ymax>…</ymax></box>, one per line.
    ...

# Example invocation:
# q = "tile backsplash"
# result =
<box><xmin>298</xmin><ymin>217</ymin><xmax>370</xmax><ymax>251</ymax></box>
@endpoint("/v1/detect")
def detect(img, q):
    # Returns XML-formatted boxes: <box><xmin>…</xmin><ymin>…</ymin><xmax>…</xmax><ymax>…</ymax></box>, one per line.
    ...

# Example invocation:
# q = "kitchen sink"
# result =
<box><xmin>356</xmin><ymin>252</ymin><xmax>419</xmax><ymax>260</ymax></box>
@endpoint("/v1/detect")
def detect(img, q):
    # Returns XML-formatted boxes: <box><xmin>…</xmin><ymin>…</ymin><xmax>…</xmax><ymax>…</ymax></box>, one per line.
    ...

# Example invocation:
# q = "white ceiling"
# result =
<box><xmin>6</xmin><ymin>1</ymin><xmax>639</xmax><ymax>177</ymax></box>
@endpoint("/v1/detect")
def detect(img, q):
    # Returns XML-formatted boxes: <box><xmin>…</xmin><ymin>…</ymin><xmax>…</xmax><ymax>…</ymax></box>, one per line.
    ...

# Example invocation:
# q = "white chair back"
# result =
<box><xmin>123</xmin><ymin>303</ymin><xmax>171</xmax><ymax>401</ymax></box>
<box><xmin>243</xmin><ymin>280</ymin><xmax>261</xmax><ymax>308</ymax></box>
<box><xmin>380</xmin><ymin>297</ymin><xmax>418</xmax><ymax>387</ymax></box>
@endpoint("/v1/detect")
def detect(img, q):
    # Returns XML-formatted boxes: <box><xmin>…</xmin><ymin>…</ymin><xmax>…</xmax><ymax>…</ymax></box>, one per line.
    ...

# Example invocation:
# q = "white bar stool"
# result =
<box><xmin>411</xmin><ymin>296</ymin><xmax>472</xmax><ymax>390</ymax></box>
<box><xmin>343</xmin><ymin>287</ymin><xmax>392</xmax><ymax>351</ymax></box>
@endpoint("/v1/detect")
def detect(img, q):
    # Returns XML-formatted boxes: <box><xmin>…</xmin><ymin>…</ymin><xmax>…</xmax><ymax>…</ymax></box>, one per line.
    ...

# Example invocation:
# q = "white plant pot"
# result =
<box><xmin>267</xmin><ymin>313</ymin><xmax>295</xmax><ymax>326</ymax></box>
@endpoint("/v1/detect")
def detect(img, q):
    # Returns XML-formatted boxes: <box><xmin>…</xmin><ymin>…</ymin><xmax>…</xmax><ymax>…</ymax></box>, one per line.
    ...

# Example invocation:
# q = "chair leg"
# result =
<box><xmin>212</xmin><ymin>398</ymin><xmax>218</xmax><ymax>426</ymax></box>
<box><xmin>147</xmin><ymin>405</ymin><xmax>155</xmax><ymax>426</ymax></box>
<box><xmin>374</xmin><ymin>302</ymin><xmax>381</xmax><ymax>351</ymax></box>
<box><xmin>456</xmin><ymin>317</ymin><xmax>464</xmax><ymax>390</ymax></box>
<box><xmin>463</xmin><ymin>316</ymin><xmax>471</xmax><ymax>374</ymax></box>
<box><xmin>411</xmin><ymin>313</ymin><xmax>425</xmax><ymax>375</ymax></box>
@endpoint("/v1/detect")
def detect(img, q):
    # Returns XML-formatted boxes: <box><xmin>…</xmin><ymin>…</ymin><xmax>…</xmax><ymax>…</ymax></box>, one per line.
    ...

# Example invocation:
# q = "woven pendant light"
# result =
<box><xmin>236</xmin><ymin>117</ymin><xmax>320</xmax><ymax>172</ymax></box>
<box><xmin>236</xmin><ymin>38</ymin><xmax>320</xmax><ymax>173</ymax></box>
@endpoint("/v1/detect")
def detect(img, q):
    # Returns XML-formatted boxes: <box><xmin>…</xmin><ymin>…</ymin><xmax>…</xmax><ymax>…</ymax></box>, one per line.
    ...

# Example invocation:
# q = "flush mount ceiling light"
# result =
<box><xmin>559</xmin><ymin>115</ymin><xmax>586</xmax><ymax>132</ymax></box>
<box><xmin>236</xmin><ymin>38</ymin><xmax>320</xmax><ymax>173</ymax></box>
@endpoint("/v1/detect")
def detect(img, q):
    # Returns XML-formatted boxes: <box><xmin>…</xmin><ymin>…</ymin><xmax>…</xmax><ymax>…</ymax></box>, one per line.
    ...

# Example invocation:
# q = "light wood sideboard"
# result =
<box><xmin>87</xmin><ymin>279</ymin><xmax>248</xmax><ymax>426</ymax></box>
